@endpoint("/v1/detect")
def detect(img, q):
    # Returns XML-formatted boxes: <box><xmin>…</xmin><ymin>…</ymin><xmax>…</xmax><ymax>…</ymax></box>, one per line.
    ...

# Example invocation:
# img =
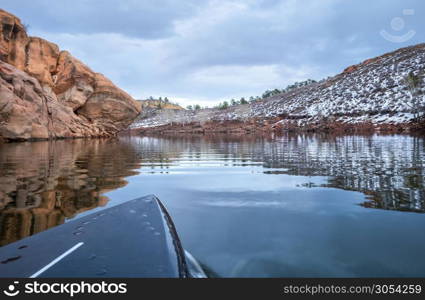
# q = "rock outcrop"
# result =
<box><xmin>0</xmin><ymin>9</ymin><xmax>141</xmax><ymax>141</ymax></box>
<box><xmin>138</xmin><ymin>99</ymin><xmax>184</xmax><ymax>111</ymax></box>
<box><xmin>129</xmin><ymin>99</ymin><xmax>184</xmax><ymax>129</ymax></box>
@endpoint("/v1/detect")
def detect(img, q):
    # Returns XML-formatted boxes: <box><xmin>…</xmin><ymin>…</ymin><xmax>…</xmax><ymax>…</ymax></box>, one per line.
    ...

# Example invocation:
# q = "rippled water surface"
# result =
<box><xmin>1</xmin><ymin>134</ymin><xmax>424</xmax><ymax>277</ymax></box>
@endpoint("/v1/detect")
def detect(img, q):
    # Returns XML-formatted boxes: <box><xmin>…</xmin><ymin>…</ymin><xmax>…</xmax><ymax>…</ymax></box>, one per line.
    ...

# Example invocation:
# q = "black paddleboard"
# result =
<box><xmin>0</xmin><ymin>195</ymin><xmax>190</xmax><ymax>278</ymax></box>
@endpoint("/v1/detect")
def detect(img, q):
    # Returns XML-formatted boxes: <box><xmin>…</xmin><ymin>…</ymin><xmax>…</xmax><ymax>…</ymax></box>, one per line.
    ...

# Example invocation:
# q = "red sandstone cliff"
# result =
<box><xmin>0</xmin><ymin>9</ymin><xmax>141</xmax><ymax>141</ymax></box>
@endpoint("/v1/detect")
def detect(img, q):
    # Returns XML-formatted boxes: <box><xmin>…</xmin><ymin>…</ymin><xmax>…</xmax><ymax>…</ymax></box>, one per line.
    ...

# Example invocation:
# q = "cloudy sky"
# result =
<box><xmin>2</xmin><ymin>0</ymin><xmax>424</xmax><ymax>107</ymax></box>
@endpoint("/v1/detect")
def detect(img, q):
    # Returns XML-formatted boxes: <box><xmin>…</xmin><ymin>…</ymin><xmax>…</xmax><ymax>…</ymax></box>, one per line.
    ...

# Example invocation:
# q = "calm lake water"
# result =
<box><xmin>0</xmin><ymin>134</ymin><xmax>424</xmax><ymax>277</ymax></box>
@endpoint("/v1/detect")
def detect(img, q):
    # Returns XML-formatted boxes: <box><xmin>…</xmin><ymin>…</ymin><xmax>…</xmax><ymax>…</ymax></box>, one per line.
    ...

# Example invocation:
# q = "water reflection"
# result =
<box><xmin>0</xmin><ymin>134</ymin><xmax>424</xmax><ymax>277</ymax></box>
<box><xmin>256</xmin><ymin>134</ymin><xmax>425</xmax><ymax>212</ymax></box>
<box><xmin>0</xmin><ymin>139</ymin><xmax>141</xmax><ymax>246</ymax></box>
<box><xmin>130</xmin><ymin>134</ymin><xmax>425</xmax><ymax>213</ymax></box>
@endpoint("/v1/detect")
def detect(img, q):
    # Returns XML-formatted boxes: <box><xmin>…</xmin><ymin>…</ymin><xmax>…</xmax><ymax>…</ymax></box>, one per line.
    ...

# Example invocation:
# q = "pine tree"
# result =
<box><xmin>404</xmin><ymin>71</ymin><xmax>422</xmax><ymax>119</ymax></box>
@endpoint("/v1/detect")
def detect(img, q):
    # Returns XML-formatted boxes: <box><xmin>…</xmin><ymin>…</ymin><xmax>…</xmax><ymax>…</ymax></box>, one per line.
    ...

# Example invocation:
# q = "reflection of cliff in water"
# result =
<box><xmin>0</xmin><ymin>139</ymin><xmax>141</xmax><ymax>246</ymax></box>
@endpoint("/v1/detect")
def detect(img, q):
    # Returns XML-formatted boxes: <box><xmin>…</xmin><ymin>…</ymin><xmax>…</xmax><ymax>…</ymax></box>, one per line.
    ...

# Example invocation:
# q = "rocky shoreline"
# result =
<box><xmin>129</xmin><ymin>117</ymin><xmax>425</xmax><ymax>136</ymax></box>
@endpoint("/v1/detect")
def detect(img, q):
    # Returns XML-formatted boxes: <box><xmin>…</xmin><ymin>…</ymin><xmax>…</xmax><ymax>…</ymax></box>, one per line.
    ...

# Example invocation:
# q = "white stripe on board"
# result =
<box><xmin>29</xmin><ymin>242</ymin><xmax>84</xmax><ymax>278</ymax></box>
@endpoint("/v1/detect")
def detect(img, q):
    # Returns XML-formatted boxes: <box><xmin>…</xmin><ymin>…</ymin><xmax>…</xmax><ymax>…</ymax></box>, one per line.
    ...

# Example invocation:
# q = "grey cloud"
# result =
<box><xmin>166</xmin><ymin>0</ymin><xmax>424</xmax><ymax>71</ymax></box>
<box><xmin>2</xmin><ymin>0</ymin><xmax>205</xmax><ymax>39</ymax></box>
<box><xmin>1</xmin><ymin>0</ymin><xmax>424</xmax><ymax>105</ymax></box>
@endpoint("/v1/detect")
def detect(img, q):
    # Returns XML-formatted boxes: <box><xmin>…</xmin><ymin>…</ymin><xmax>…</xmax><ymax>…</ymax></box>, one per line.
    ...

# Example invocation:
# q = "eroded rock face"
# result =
<box><xmin>0</xmin><ymin>9</ymin><xmax>28</xmax><ymax>70</ymax></box>
<box><xmin>0</xmin><ymin>61</ymin><xmax>50</xmax><ymax>140</ymax></box>
<box><xmin>0</xmin><ymin>9</ymin><xmax>141</xmax><ymax>141</ymax></box>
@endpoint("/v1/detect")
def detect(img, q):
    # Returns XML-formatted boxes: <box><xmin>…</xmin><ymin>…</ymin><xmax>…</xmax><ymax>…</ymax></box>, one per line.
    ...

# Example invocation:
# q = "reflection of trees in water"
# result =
<box><xmin>146</xmin><ymin>134</ymin><xmax>425</xmax><ymax>213</ymax></box>
<box><xmin>257</xmin><ymin>134</ymin><xmax>424</xmax><ymax>213</ymax></box>
<box><xmin>0</xmin><ymin>139</ymin><xmax>142</xmax><ymax>246</ymax></box>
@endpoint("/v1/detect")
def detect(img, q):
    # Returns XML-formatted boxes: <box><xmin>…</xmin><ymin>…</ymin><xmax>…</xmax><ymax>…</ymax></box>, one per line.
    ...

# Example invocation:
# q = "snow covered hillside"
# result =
<box><xmin>132</xmin><ymin>44</ymin><xmax>425</xmax><ymax>129</ymax></box>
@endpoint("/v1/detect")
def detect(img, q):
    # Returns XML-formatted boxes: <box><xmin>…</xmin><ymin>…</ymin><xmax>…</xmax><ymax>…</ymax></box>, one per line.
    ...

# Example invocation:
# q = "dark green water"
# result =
<box><xmin>0</xmin><ymin>134</ymin><xmax>424</xmax><ymax>277</ymax></box>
